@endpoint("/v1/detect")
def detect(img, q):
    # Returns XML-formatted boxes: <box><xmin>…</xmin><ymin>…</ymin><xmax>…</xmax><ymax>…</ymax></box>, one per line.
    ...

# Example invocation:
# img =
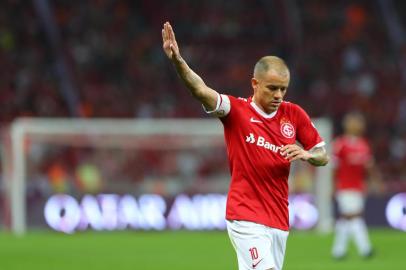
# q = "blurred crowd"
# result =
<box><xmin>1</xmin><ymin>0</ymin><xmax>406</xmax><ymax>194</ymax></box>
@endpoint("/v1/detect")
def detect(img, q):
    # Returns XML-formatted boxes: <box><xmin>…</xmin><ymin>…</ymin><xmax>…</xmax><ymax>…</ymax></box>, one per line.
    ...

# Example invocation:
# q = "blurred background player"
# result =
<box><xmin>331</xmin><ymin>111</ymin><xmax>375</xmax><ymax>259</ymax></box>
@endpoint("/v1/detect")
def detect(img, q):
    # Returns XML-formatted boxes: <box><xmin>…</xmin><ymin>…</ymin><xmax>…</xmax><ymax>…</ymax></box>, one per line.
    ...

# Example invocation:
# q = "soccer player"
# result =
<box><xmin>162</xmin><ymin>22</ymin><xmax>329</xmax><ymax>270</ymax></box>
<box><xmin>331</xmin><ymin>112</ymin><xmax>374</xmax><ymax>259</ymax></box>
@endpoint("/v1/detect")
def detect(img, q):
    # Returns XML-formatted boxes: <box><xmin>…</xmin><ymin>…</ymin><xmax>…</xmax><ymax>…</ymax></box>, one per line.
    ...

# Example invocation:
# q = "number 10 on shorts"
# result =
<box><xmin>249</xmin><ymin>247</ymin><xmax>259</xmax><ymax>260</ymax></box>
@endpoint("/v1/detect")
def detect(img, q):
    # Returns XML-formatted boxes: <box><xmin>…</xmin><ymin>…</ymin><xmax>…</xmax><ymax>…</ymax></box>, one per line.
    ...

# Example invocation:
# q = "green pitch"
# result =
<box><xmin>0</xmin><ymin>229</ymin><xmax>404</xmax><ymax>269</ymax></box>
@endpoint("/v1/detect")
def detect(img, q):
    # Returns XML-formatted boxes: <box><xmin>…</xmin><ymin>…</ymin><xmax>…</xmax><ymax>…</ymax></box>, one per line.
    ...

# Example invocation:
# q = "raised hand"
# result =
<box><xmin>162</xmin><ymin>22</ymin><xmax>180</xmax><ymax>61</ymax></box>
<box><xmin>160</xmin><ymin>21</ymin><xmax>219</xmax><ymax>111</ymax></box>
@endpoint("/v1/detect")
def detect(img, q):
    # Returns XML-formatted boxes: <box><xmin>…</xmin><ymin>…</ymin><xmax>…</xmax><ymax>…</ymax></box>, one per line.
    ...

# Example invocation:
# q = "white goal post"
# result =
<box><xmin>3</xmin><ymin>117</ymin><xmax>333</xmax><ymax>235</ymax></box>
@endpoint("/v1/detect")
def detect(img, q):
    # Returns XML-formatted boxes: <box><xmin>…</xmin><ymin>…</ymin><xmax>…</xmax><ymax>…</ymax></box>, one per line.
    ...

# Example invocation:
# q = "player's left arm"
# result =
<box><xmin>281</xmin><ymin>144</ymin><xmax>329</xmax><ymax>166</ymax></box>
<box><xmin>365</xmin><ymin>149</ymin><xmax>385</xmax><ymax>194</ymax></box>
<box><xmin>284</xmin><ymin>104</ymin><xmax>329</xmax><ymax>166</ymax></box>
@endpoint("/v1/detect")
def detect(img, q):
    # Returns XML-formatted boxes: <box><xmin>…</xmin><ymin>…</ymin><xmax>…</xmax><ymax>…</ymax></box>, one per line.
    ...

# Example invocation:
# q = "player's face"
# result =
<box><xmin>344</xmin><ymin>115</ymin><xmax>365</xmax><ymax>136</ymax></box>
<box><xmin>252</xmin><ymin>71</ymin><xmax>289</xmax><ymax>114</ymax></box>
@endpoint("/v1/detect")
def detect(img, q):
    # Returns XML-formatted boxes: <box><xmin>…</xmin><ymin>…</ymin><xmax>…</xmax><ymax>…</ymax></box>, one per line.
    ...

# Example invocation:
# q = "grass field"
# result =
<box><xmin>0</xmin><ymin>228</ymin><xmax>405</xmax><ymax>269</ymax></box>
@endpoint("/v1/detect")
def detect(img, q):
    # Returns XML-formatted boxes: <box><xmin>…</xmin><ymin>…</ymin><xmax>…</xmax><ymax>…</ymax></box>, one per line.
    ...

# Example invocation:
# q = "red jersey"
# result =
<box><xmin>219</xmin><ymin>95</ymin><xmax>324</xmax><ymax>231</ymax></box>
<box><xmin>333</xmin><ymin>135</ymin><xmax>372</xmax><ymax>192</ymax></box>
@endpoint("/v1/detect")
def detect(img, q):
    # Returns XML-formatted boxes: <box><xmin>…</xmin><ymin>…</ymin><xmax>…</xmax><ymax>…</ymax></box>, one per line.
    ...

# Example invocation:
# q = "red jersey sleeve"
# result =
<box><xmin>293</xmin><ymin>104</ymin><xmax>324</xmax><ymax>150</ymax></box>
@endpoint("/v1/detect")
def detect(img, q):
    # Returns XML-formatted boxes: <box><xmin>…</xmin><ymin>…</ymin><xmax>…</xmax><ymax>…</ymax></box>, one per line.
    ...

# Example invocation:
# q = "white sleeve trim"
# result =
<box><xmin>309</xmin><ymin>141</ymin><xmax>326</xmax><ymax>151</ymax></box>
<box><xmin>202</xmin><ymin>93</ymin><xmax>231</xmax><ymax>117</ymax></box>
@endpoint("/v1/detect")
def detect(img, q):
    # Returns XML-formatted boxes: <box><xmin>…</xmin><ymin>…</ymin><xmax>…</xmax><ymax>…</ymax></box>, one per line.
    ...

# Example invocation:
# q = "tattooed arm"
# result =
<box><xmin>281</xmin><ymin>144</ymin><xmax>329</xmax><ymax>166</ymax></box>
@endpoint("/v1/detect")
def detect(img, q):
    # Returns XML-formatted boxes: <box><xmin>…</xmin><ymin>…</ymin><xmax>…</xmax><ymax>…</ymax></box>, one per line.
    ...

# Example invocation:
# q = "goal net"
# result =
<box><xmin>1</xmin><ymin>117</ymin><xmax>333</xmax><ymax>235</ymax></box>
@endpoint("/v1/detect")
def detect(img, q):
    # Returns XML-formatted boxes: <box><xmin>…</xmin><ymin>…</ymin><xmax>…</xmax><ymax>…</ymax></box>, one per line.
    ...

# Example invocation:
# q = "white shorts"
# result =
<box><xmin>336</xmin><ymin>190</ymin><xmax>365</xmax><ymax>215</ymax></box>
<box><xmin>226</xmin><ymin>220</ymin><xmax>289</xmax><ymax>270</ymax></box>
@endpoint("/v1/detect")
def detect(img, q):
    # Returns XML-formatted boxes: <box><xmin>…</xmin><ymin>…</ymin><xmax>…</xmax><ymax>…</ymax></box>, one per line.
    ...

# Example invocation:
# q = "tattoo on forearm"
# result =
<box><xmin>308</xmin><ymin>147</ymin><xmax>329</xmax><ymax>166</ymax></box>
<box><xmin>184</xmin><ymin>69</ymin><xmax>202</xmax><ymax>88</ymax></box>
<box><xmin>173</xmin><ymin>56</ymin><xmax>205</xmax><ymax>95</ymax></box>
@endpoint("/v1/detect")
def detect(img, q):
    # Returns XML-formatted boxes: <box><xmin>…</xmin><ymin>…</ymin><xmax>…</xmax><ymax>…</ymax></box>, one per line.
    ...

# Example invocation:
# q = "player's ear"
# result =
<box><xmin>251</xmin><ymin>78</ymin><xmax>259</xmax><ymax>90</ymax></box>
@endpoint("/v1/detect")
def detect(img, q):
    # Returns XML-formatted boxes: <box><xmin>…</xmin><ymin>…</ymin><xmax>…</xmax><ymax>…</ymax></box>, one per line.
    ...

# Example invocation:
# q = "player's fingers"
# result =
<box><xmin>170</xmin><ymin>44</ymin><xmax>179</xmax><ymax>57</ymax></box>
<box><xmin>166</xmin><ymin>23</ymin><xmax>172</xmax><ymax>40</ymax></box>
<box><xmin>287</xmin><ymin>150</ymin><xmax>303</xmax><ymax>160</ymax></box>
<box><xmin>280</xmin><ymin>147</ymin><xmax>288</xmax><ymax>155</ymax></box>
<box><xmin>287</xmin><ymin>148</ymin><xmax>303</xmax><ymax>157</ymax></box>
<box><xmin>281</xmin><ymin>144</ymin><xmax>296</xmax><ymax>152</ymax></box>
<box><xmin>281</xmin><ymin>145</ymin><xmax>295</xmax><ymax>156</ymax></box>
<box><xmin>286</xmin><ymin>153</ymin><xmax>296</xmax><ymax>161</ymax></box>
<box><xmin>287</xmin><ymin>153</ymin><xmax>298</xmax><ymax>158</ymax></box>
<box><xmin>168</xmin><ymin>23</ymin><xmax>176</xmax><ymax>41</ymax></box>
<box><xmin>162</xmin><ymin>29</ymin><xmax>166</xmax><ymax>42</ymax></box>
<box><xmin>286</xmin><ymin>149</ymin><xmax>301</xmax><ymax>159</ymax></box>
<box><xmin>164</xmin><ymin>22</ymin><xmax>170</xmax><ymax>39</ymax></box>
<box><xmin>164</xmin><ymin>22</ymin><xmax>170</xmax><ymax>41</ymax></box>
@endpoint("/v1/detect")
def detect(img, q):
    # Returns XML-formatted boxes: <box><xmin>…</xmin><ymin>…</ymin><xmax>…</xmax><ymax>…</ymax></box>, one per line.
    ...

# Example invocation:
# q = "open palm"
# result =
<box><xmin>162</xmin><ymin>22</ymin><xmax>180</xmax><ymax>60</ymax></box>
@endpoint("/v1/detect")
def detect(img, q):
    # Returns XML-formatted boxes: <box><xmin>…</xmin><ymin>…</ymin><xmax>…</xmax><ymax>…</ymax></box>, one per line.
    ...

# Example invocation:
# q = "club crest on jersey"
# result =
<box><xmin>280</xmin><ymin>118</ymin><xmax>295</xmax><ymax>139</ymax></box>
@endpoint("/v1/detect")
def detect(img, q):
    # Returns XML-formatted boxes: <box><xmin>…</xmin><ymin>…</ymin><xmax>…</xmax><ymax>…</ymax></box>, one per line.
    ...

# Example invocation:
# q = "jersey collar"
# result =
<box><xmin>249</xmin><ymin>97</ymin><xmax>279</xmax><ymax>119</ymax></box>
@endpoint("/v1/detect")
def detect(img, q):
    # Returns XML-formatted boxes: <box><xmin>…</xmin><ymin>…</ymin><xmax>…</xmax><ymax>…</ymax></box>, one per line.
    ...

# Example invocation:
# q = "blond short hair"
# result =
<box><xmin>253</xmin><ymin>56</ymin><xmax>290</xmax><ymax>79</ymax></box>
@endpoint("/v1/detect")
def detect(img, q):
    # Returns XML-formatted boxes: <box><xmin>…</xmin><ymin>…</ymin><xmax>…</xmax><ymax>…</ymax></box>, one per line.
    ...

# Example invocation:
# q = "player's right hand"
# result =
<box><xmin>162</xmin><ymin>22</ymin><xmax>180</xmax><ymax>61</ymax></box>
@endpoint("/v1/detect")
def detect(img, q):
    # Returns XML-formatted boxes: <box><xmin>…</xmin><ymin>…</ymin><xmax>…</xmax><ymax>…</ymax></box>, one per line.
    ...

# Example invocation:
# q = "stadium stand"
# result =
<box><xmin>0</xmin><ymin>0</ymin><xmax>405</xmax><ymax>193</ymax></box>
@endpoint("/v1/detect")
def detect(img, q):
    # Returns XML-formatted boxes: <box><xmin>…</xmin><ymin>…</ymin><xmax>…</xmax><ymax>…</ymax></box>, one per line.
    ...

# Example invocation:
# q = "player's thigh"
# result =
<box><xmin>227</xmin><ymin>220</ymin><xmax>288</xmax><ymax>270</ymax></box>
<box><xmin>336</xmin><ymin>190</ymin><xmax>365</xmax><ymax>215</ymax></box>
<box><xmin>267</xmin><ymin>227</ymin><xmax>289</xmax><ymax>270</ymax></box>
